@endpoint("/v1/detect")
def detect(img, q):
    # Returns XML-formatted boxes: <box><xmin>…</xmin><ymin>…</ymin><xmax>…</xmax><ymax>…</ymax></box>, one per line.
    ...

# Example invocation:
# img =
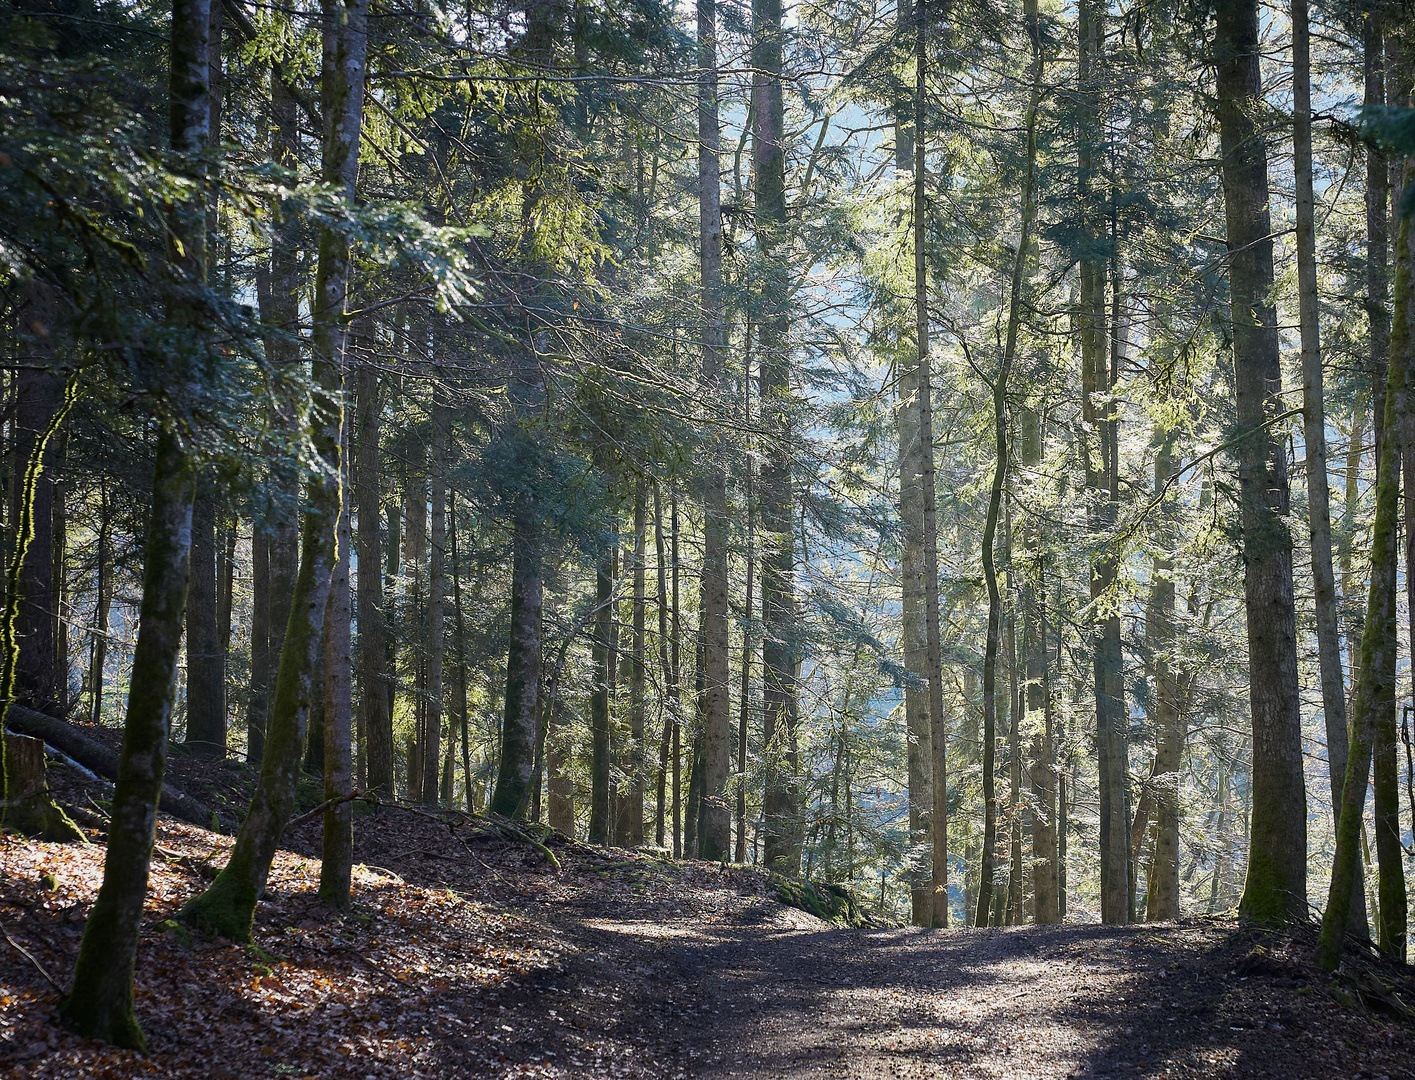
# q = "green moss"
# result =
<box><xmin>8</xmin><ymin>798</ymin><xmax>86</xmax><ymax>844</ymax></box>
<box><xmin>178</xmin><ymin>863</ymin><xmax>257</xmax><ymax>943</ymax></box>
<box><xmin>771</xmin><ymin>873</ymin><xmax>871</xmax><ymax>928</ymax></box>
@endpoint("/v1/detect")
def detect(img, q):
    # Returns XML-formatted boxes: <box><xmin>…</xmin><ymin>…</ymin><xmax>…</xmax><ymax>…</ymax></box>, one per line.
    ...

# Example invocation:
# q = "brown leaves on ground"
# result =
<box><xmin>0</xmin><ymin>795</ymin><xmax>782</xmax><ymax>1080</ymax></box>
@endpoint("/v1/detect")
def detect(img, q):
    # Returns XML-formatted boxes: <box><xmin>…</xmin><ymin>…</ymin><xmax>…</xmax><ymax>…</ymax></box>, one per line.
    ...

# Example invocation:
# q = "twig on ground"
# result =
<box><xmin>0</xmin><ymin>916</ymin><xmax>62</xmax><ymax>993</ymax></box>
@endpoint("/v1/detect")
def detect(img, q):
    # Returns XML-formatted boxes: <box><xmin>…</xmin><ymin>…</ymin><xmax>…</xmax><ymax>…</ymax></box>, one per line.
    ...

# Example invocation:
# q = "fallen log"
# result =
<box><xmin>4</xmin><ymin>704</ymin><xmax>231</xmax><ymax>833</ymax></box>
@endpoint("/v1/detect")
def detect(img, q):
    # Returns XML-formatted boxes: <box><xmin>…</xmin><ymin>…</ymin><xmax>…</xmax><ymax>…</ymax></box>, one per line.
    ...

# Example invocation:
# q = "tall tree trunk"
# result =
<box><xmin>11</xmin><ymin>350</ymin><xmax>60</xmax><ymax>714</ymax></box>
<box><xmin>87</xmin><ymin>486</ymin><xmax>112</xmax><ymax>725</ymax></box>
<box><xmin>737</xmin><ymin>346</ymin><xmax>755</xmax><ymax>864</ymax></box>
<box><xmin>913</xmin><ymin>3</ymin><xmax>949</xmax><ymax>927</ymax></box>
<box><xmin>1319</xmin><ymin>156</ymin><xmax>1411</xmax><ymax>965</ymax></box>
<box><xmin>356</xmin><ymin>364</ymin><xmax>392</xmax><ymax>795</ymax></box>
<box><xmin>672</xmin><ymin>493</ymin><xmax>682</xmax><ymax>857</ymax></box>
<box><xmin>489</xmin><ymin>0</ymin><xmax>559</xmax><ymax>820</ymax></box>
<box><xmin>975</xmin><ymin>377</ymin><xmax>1009</xmax><ymax>926</ymax></box>
<box><xmin>1291</xmin><ymin>0</ymin><xmax>1347</xmax><ymax>838</ymax></box>
<box><xmin>754</xmin><ymin>0</ymin><xmax>799</xmax><ymax>873</ymax></box>
<box><xmin>421</xmin><ymin>400</ymin><xmax>446</xmax><ymax>806</ymax></box>
<box><xmin>893</xmin><ymin>0</ymin><xmax>933</xmax><ymax>930</ymax></box>
<box><xmin>50</xmin><ymin>430</ymin><xmax>68</xmax><ymax>717</ymax></box>
<box><xmin>617</xmin><ymin>479</ymin><xmax>647</xmax><ymax>845</ymax></box>
<box><xmin>319</xmin><ymin>425</ymin><xmax>353</xmax><ymax>906</ymax></box>
<box><xmin>973</xmin><ymin>0</ymin><xmax>1039</xmax><ymax>921</ymax></box>
<box><xmin>185</xmin><ymin>489</ymin><xmax>225</xmax><ymax>754</ymax></box>
<box><xmin>449</xmin><ymin>498</ymin><xmax>475</xmax><ymax>814</ymax></box>
<box><xmin>1079</xmin><ymin>0</ymin><xmax>1128</xmax><ymax>925</ymax></box>
<box><xmin>1375</xmin><ymin>94</ymin><xmax>1413</xmax><ymax>959</ymax></box>
<box><xmin>590</xmin><ymin>497</ymin><xmax>615</xmax><ymax>842</ymax></box>
<box><xmin>251</xmin><ymin>67</ymin><xmax>302</xmax><ymax>769</ymax></box>
<box><xmin>60</xmin><ymin>0</ymin><xmax>208</xmax><ymax>1039</ymax></box>
<box><xmin>179</xmin><ymin>0</ymin><xmax>363</xmax><ymax>939</ymax></box>
<box><xmin>653</xmin><ymin>481</ymin><xmax>673</xmax><ymax>847</ymax></box>
<box><xmin>1145</xmin><ymin>439</ymin><xmax>1182</xmax><ymax>920</ymax></box>
<box><xmin>696</xmin><ymin>0</ymin><xmax>732</xmax><ymax>862</ymax></box>
<box><xmin>1215</xmin><ymin>0</ymin><xmax>1308</xmax><ymax>926</ymax></box>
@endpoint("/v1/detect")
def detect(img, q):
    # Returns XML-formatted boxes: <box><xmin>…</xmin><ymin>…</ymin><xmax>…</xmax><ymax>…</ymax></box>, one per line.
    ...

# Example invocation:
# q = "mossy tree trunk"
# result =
<box><xmin>1215</xmin><ymin>0</ymin><xmax>1308</xmax><ymax>926</ymax></box>
<box><xmin>1319</xmin><ymin>161</ymin><xmax>1411</xmax><ymax>966</ymax></box>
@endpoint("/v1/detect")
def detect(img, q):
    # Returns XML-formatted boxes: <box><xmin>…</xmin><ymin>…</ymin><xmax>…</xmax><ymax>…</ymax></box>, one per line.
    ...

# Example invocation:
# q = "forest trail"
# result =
<box><xmin>539</xmin><ymin>901</ymin><xmax>1409</xmax><ymax>1080</ymax></box>
<box><xmin>4</xmin><ymin>791</ymin><xmax>1415</xmax><ymax>1079</ymax></box>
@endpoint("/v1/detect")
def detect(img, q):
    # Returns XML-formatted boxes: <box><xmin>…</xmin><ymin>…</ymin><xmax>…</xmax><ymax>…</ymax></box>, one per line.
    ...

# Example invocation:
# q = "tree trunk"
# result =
<box><xmin>1145</xmin><ymin>439</ymin><xmax>1182</xmax><ymax>920</ymax></box>
<box><xmin>319</xmin><ymin>429</ymin><xmax>353</xmax><ymax>906</ymax></box>
<box><xmin>590</xmin><ymin>498</ymin><xmax>615</xmax><ymax>842</ymax></box>
<box><xmin>251</xmin><ymin>66</ymin><xmax>303</xmax><ymax>770</ymax></box>
<box><xmin>356</xmin><ymin>363</ymin><xmax>392</xmax><ymax>795</ymax></box>
<box><xmin>490</xmin><ymin>521</ymin><xmax>542</xmax><ymax>818</ymax></box>
<box><xmin>737</xmin><ymin>347</ymin><xmax>755</xmax><ymax>864</ymax></box>
<box><xmin>50</xmin><ymin>430</ymin><xmax>68</xmax><ymax>717</ymax></box>
<box><xmin>912</xmin><ymin>5</ymin><xmax>949</xmax><ymax>927</ymax></box>
<box><xmin>421</xmin><ymin>400</ymin><xmax>446</xmax><ymax>806</ymax></box>
<box><xmin>754</xmin><ymin>0</ymin><xmax>798</xmax><ymax>873</ymax></box>
<box><xmin>672</xmin><ymin>493</ymin><xmax>682</xmax><ymax>856</ymax></box>
<box><xmin>11</xmin><ymin>351</ymin><xmax>60</xmax><ymax>714</ymax></box>
<box><xmin>87</xmin><ymin>487</ymin><xmax>112</xmax><ymax>725</ymax></box>
<box><xmin>617</xmin><ymin>479</ymin><xmax>647</xmax><ymax>845</ymax></box>
<box><xmin>695</xmin><ymin>0</ymin><xmax>732</xmax><ymax>862</ymax></box>
<box><xmin>1078</xmin><ymin>0</ymin><xmax>1128</xmax><ymax>925</ymax></box>
<box><xmin>1215</xmin><ymin>0</ymin><xmax>1308</xmax><ymax>926</ymax></box>
<box><xmin>185</xmin><ymin>489</ymin><xmax>225</xmax><ymax>755</ymax></box>
<box><xmin>61</xmin><ymin>429</ymin><xmax>196</xmax><ymax>1047</ymax></box>
<box><xmin>1319</xmin><ymin>155</ymin><xmax>1411</xmax><ymax>964</ymax></box>
<box><xmin>894</xmin><ymin>0</ymin><xmax>933</xmax><ymax>929</ymax></box>
<box><xmin>652</xmin><ymin>481</ymin><xmax>676</xmax><ymax>848</ymax></box>
<box><xmin>1292</xmin><ymin>0</ymin><xmax>1346</xmax><ymax>838</ymax></box>
<box><xmin>59</xmin><ymin>0</ymin><xmax>209</xmax><ymax>1039</ymax></box>
<box><xmin>178</xmin><ymin>0</ymin><xmax>362</xmax><ymax>940</ymax></box>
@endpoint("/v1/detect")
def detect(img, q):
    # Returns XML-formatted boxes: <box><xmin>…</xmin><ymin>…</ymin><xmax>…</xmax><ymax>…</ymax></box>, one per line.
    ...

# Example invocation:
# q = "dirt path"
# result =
<box><xmin>529</xmin><ymin>898</ymin><xmax>1415</xmax><ymax>1080</ymax></box>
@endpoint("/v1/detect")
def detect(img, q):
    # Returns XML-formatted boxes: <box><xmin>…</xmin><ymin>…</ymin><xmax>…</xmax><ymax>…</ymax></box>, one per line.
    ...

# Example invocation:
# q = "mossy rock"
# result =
<box><xmin>771</xmin><ymin>874</ymin><xmax>870</xmax><ymax>928</ymax></box>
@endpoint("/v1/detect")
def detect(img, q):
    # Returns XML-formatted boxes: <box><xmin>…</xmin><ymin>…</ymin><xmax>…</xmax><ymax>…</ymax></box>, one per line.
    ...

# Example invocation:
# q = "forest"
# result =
<box><xmin>4</xmin><ymin>0</ymin><xmax>1415</xmax><ymax>1070</ymax></box>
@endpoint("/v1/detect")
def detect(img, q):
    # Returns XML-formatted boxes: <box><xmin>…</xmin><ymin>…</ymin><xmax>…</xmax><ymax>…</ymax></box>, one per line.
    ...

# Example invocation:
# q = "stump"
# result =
<box><xmin>3</xmin><ymin>731</ymin><xmax>85</xmax><ymax>842</ymax></box>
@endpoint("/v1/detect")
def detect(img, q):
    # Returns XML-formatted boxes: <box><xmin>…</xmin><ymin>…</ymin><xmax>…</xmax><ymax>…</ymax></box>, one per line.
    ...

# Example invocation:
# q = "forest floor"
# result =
<box><xmin>2</xmin><ymin>750</ymin><xmax>1415</xmax><ymax>1078</ymax></box>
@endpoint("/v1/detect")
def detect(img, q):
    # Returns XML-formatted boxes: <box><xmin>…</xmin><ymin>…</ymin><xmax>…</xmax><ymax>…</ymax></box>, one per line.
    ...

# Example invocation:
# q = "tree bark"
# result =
<box><xmin>1078</xmin><ymin>0</ymin><xmax>1128</xmax><ymax>925</ymax></box>
<box><xmin>617</xmin><ymin>478</ymin><xmax>647</xmax><ymax>845</ymax></box>
<box><xmin>754</xmin><ymin>0</ymin><xmax>798</xmax><ymax>874</ymax></box>
<box><xmin>590</xmin><ymin>496</ymin><xmax>615</xmax><ymax>842</ymax></box>
<box><xmin>355</xmin><ymin>363</ymin><xmax>392</xmax><ymax>795</ymax></box>
<box><xmin>421</xmin><ymin>400</ymin><xmax>446</xmax><ymax>806</ymax></box>
<box><xmin>1291</xmin><ymin>0</ymin><xmax>1346</xmax><ymax>837</ymax></box>
<box><xmin>319</xmin><ymin>426</ymin><xmax>353</xmax><ymax>906</ymax></box>
<box><xmin>912</xmin><ymin>3</ymin><xmax>949</xmax><ymax>928</ymax></box>
<box><xmin>695</xmin><ymin>0</ymin><xmax>732</xmax><ymax>862</ymax></box>
<box><xmin>185</xmin><ymin>489</ymin><xmax>225</xmax><ymax>755</ymax></box>
<box><xmin>1145</xmin><ymin>439</ymin><xmax>1182</xmax><ymax>921</ymax></box>
<box><xmin>87</xmin><ymin>486</ymin><xmax>112</xmax><ymax>725</ymax></box>
<box><xmin>11</xmin><ymin>348</ymin><xmax>60</xmax><ymax>714</ymax></box>
<box><xmin>1215</xmin><ymin>0</ymin><xmax>1308</xmax><ymax>926</ymax></box>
